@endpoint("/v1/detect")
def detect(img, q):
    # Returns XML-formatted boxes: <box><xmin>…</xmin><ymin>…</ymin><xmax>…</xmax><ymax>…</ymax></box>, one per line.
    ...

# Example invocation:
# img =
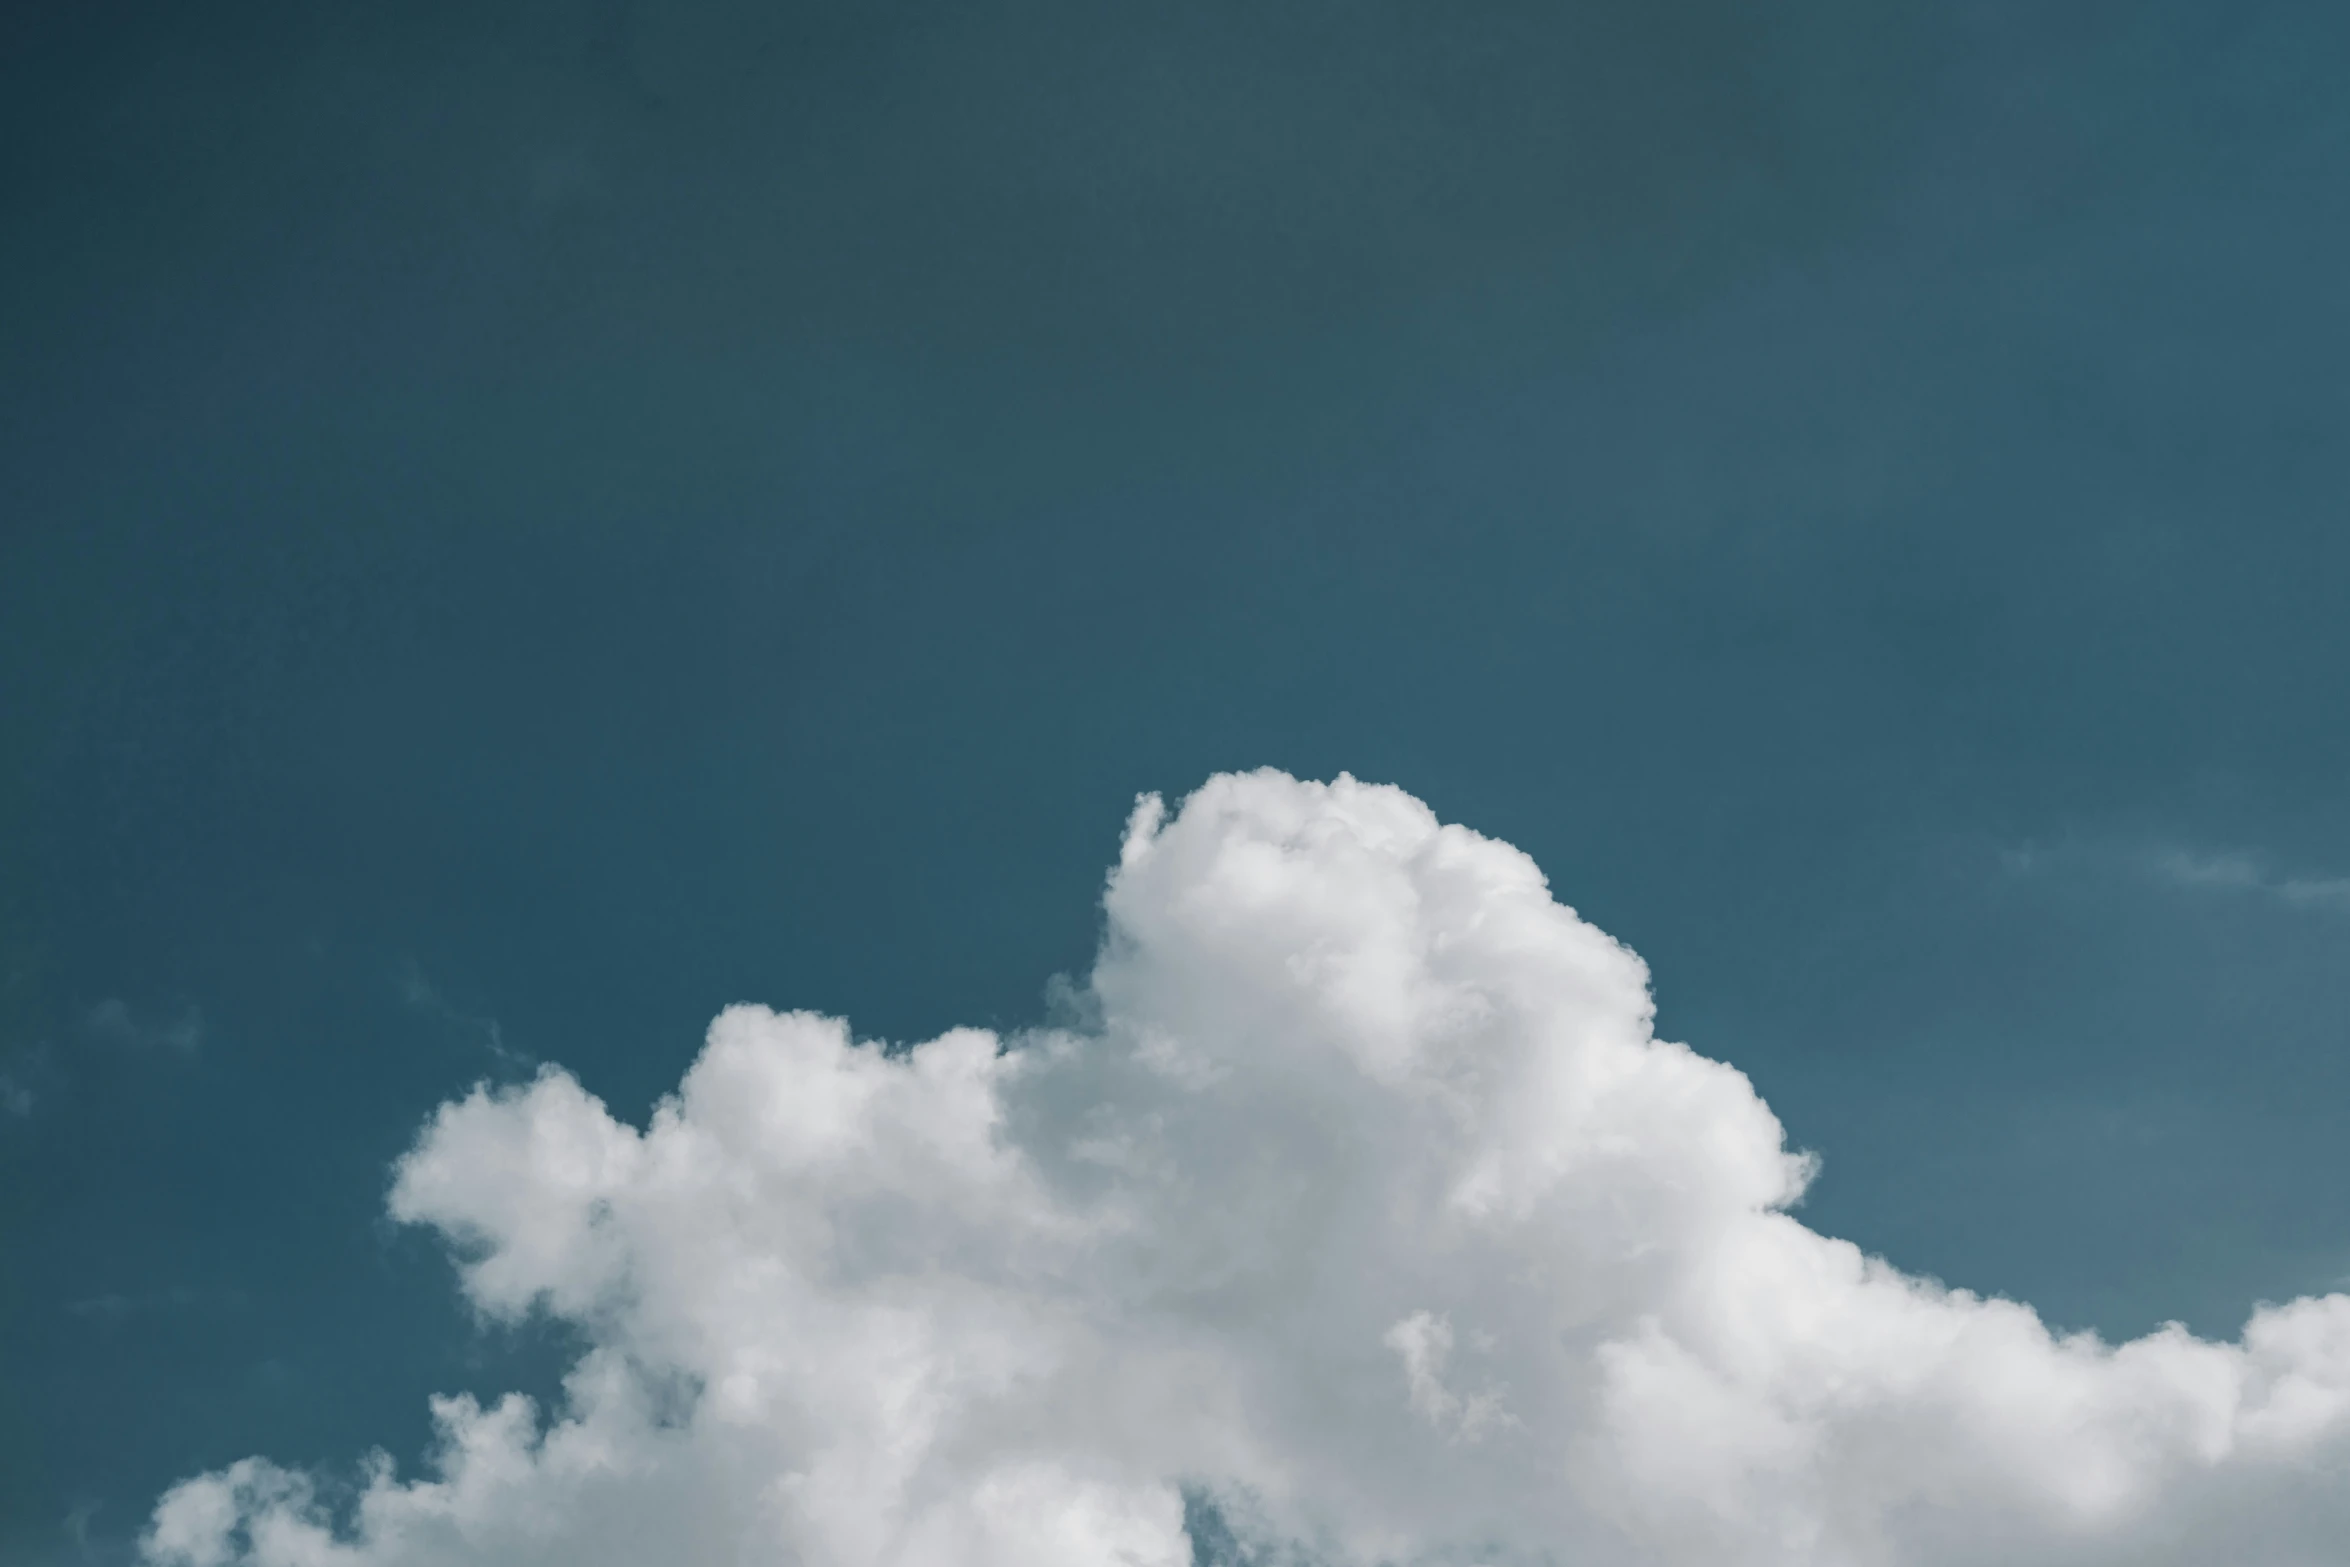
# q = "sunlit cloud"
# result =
<box><xmin>145</xmin><ymin>774</ymin><xmax>2350</xmax><ymax>1567</ymax></box>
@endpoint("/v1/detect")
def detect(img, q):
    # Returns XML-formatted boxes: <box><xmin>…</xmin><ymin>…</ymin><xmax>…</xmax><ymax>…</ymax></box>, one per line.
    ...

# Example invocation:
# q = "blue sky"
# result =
<box><xmin>7</xmin><ymin>2</ymin><xmax>2350</xmax><ymax>1562</ymax></box>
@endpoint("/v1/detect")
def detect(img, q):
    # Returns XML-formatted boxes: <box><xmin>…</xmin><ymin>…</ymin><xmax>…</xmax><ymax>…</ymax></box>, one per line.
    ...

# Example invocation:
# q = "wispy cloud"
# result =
<box><xmin>82</xmin><ymin>999</ymin><xmax>204</xmax><ymax>1056</ymax></box>
<box><xmin>1998</xmin><ymin>838</ymin><xmax>2350</xmax><ymax>913</ymax></box>
<box><xmin>400</xmin><ymin>961</ymin><xmax>530</xmax><ymax>1072</ymax></box>
<box><xmin>1</xmin><ymin>1041</ymin><xmax>58</xmax><ymax>1118</ymax></box>
<box><xmin>1</xmin><ymin>1001</ymin><xmax>202</xmax><ymax>1123</ymax></box>
<box><xmin>2148</xmin><ymin>848</ymin><xmax>2350</xmax><ymax>909</ymax></box>
<box><xmin>65</xmin><ymin>1497</ymin><xmax>101</xmax><ymax>1561</ymax></box>
<box><xmin>66</xmin><ymin>1286</ymin><xmax>244</xmax><ymax>1324</ymax></box>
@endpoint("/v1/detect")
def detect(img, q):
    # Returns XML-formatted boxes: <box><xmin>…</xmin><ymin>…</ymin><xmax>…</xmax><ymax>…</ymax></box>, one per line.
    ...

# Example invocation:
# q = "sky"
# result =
<box><xmin>6</xmin><ymin>1</ymin><xmax>2350</xmax><ymax>1562</ymax></box>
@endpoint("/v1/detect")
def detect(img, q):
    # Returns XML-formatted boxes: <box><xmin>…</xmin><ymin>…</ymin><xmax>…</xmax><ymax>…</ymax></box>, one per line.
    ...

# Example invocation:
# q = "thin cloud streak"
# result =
<box><xmin>2150</xmin><ymin>848</ymin><xmax>2350</xmax><ymax>909</ymax></box>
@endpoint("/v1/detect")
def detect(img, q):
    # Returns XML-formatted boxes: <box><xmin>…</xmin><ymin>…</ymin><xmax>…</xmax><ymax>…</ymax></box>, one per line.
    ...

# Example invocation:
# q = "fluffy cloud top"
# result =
<box><xmin>146</xmin><ymin>772</ymin><xmax>2350</xmax><ymax>1567</ymax></box>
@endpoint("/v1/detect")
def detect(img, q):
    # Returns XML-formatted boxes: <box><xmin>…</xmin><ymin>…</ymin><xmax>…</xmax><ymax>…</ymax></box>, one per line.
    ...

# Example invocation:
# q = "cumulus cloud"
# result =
<box><xmin>145</xmin><ymin>772</ymin><xmax>2350</xmax><ymax>1567</ymax></box>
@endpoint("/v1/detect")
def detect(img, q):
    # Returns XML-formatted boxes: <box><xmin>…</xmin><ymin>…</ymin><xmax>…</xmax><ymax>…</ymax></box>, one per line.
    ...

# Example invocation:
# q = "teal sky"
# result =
<box><xmin>8</xmin><ymin>2</ymin><xmax>2350</xmax><ymax>1561</ymax></box>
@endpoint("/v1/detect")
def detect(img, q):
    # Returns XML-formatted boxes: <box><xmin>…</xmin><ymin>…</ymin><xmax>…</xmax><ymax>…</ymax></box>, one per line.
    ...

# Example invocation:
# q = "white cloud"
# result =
<box><xmin>145</xmin><ymin>772</ymin><xmax>2350</xmax><ymax>1567</ymax></box>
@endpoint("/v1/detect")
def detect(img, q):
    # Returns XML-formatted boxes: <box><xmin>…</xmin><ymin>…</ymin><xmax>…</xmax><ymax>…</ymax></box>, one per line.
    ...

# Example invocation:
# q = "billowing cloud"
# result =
<box><xmin>145</xmin><ymin>772</ymin><xmax>2350</xmax><ymax>1566</ymax></box>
